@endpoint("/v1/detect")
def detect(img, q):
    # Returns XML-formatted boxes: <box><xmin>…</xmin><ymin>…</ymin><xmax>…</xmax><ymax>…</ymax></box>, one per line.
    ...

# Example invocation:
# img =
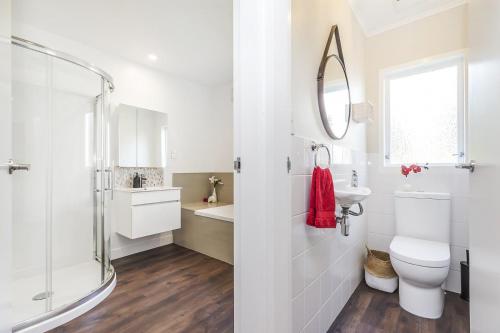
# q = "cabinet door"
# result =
<box><xmin>131</xmin><ymin>201</ymin><xmax>181</xmax><ymax>238</ymax></box>
<box><xmin>118</xmin><ymin>105</ymin><xmax>137</xmax><ymax>167</ymax></box>
<box><xmin>137</xmin><ymin>110</ymin><xmax>167</xmax><ymax>167</ymax></box>
<box><xmin>131</xmin><ymin>190</ymin><xmax>180</xmax><ymax>205</ymax></box>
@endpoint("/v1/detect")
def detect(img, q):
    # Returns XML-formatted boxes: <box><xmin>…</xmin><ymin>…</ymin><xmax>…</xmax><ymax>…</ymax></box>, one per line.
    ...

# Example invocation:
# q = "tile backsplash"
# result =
<box><xmin>114</xmin><ymin>167</ymin><xmax>164</xmax><ymax>188</ymax></box>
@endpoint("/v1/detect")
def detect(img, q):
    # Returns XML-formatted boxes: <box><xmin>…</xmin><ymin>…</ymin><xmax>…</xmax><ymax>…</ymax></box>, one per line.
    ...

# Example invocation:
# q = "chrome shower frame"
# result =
<box><xmin>10</xmin><ymin>35</ymin><xmax>116</xmax><ymax>332</ymax></box>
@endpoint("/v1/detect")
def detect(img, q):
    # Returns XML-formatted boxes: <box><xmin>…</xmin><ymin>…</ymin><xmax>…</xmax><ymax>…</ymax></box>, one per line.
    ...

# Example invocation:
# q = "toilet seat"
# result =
<box><xmin>390</xmin><ymin>236</ymin><xmax>450</xmax><ymax>268</ymax></box>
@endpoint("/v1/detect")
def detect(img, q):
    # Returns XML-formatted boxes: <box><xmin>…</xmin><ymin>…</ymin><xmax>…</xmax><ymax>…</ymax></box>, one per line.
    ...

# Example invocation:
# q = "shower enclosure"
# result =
<box><xmin>9</xmin><ymin>37</ymin><xmax>116</xmax><ymax>331</ymax></box>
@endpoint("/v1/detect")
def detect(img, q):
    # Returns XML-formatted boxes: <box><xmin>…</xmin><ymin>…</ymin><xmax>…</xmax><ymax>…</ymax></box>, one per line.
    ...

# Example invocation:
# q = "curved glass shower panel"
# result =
<box><xmin>11</xmin><ymin>40</ymin><xmax>114</xmax><ymax>328</ymax></box>
<box><xmin>50</xmin><ymin>57</ymin><xmax>103</xmax><ymax>311</ymax></box>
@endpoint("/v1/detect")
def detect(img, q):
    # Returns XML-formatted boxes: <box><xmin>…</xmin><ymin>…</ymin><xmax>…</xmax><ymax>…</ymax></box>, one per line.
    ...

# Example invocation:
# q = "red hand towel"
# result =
<box><xmin>306</xmin><ymin>166</ymin><xmax>336</xmax><ymax>228</ymax></box>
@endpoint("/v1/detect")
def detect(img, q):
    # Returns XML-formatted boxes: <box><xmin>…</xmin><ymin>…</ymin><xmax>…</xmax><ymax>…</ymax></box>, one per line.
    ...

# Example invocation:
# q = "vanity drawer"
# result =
<box><xmin>131</xmin><ymin>190</ymin><xmax>180</xmax><ymax>205</ymax></box>
<box><xmin>131</xmin><ymin>201</ymin><xmax>181</xmax><ymax>238</ymax></box>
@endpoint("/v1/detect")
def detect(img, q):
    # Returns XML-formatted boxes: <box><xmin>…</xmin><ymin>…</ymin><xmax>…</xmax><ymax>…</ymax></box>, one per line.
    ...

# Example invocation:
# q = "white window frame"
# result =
<box><xmin>381</xmin><ymin>52</ymin><xmax>466</xmax><ymax>167</ymax></box>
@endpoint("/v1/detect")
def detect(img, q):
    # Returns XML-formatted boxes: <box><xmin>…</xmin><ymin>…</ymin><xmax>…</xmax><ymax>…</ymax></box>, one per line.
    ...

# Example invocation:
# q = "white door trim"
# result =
<box><xmin>0</xmin><ymin>1</ymin><xmax>12</xmax><ymax>332</ymax></box>
<box><xmin>233</xmin><ymin>0</ymin><xmax>292</xmax><ymax>332</ymax></box>
<box><xmin>468</xmin><ymin>1</ymin><xmax>500</xmax><ymax>331</ymax></box>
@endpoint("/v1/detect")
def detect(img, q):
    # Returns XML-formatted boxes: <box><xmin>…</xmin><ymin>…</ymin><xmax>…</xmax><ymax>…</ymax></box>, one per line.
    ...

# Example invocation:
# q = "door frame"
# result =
<box><xmin>0</xmin><ymin>1</ymin><xmax>12</xmax><ymax>332</ymax></box>
<box><xmin>233</xmin><ymin>0</ymin><xmax>292</xmax><ymax>332</ymax></box>
<box><xmin>468</xmin><ymin>1</ymin><xmax>500</xmax><ymax>331</ymax></box>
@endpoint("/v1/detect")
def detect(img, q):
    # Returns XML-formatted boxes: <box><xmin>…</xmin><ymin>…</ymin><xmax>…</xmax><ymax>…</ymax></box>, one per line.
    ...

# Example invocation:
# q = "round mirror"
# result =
<box><xmin>318</xmin><ymin>54</ymin><xmax>352</xmax><ymax>140</ymax></box>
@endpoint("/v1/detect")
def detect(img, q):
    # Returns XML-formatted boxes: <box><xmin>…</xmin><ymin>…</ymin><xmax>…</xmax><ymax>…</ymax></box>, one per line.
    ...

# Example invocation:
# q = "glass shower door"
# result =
<box><xmin>11</xmin><ymin>45</ymin><xmax>52</xmax><ymax>323</ymax></box>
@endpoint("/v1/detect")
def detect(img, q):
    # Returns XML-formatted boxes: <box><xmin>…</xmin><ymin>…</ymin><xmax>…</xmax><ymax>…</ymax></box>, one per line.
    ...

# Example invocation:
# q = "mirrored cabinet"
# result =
<box><xmin>118</xmin><ymin>104</ymin><xmax>168</xmax><ymax>167</ymax></box>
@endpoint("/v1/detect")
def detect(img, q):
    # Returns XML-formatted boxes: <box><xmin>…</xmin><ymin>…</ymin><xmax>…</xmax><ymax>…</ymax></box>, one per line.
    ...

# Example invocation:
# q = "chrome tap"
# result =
<box><xmin>140</xmin><ymin>174</ymin><xmax>147</xmax><ymax>188</ymax></box>
<box><xmin>351</xmin><ymin>170</ymin><xmax>358</xmax><ymax>188</ymax></box>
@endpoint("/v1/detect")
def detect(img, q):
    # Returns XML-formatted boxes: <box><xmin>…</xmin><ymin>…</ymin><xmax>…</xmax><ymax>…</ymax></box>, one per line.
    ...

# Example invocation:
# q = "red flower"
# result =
<box><xmin>408</xmin><ymin>164</ymin><xmax>422</xmax><ymax>173</ymax></box>
<box><xmin>401</xmin><ymin>164</ymin><xmax>425</xmax><ymax>177</ymax></box>
<box><xmin>401</xmin><ymin>165</ymin><xmax>411</xmax><ymax>177</ymax></box>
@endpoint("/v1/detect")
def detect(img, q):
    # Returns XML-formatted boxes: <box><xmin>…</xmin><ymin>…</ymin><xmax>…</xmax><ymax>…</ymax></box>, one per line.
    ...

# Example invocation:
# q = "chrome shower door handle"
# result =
<box><xmin>104</xmin><ymin>167</ymin><xmax>114</xmax><ymax>200</ymax></box>
<box><xmin>1</xmin><ymin>159</ymin><xmax>31</xmax><ymax>174</ymax></box>
<box><xmin>455</xmin><ymin>160</ymin><xmax>476</xmax><ymax>173</ymax></box>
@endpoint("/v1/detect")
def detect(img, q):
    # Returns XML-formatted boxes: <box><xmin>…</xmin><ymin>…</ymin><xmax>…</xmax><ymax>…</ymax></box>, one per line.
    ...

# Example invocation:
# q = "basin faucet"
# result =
<box><xmin>140</xmin><ymin>174</ymin><xmax>147</xmax><ymax>188</ymax></box>
<box><xmin>351</xmin><ymin>170</ymin><xmax>358</xmax><ymax>188</ymax></box>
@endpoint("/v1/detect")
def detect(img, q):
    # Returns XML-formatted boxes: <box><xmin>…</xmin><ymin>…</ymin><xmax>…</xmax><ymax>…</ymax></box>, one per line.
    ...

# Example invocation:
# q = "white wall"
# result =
<box><xmin>363</xmin><ymin>5</ymin><xmax>469</xmax><ymax>293</ymax></box>
<box><xmin>292</xmin><ymin>0</ymin><xmax>367</xmax><ymax>152</ymax></box>
<box><xmin>11</xmin><ymin>23</ymin><xmax>233</xmax><ymax>260</ymax></box>
<box><xmin>365</xmin><ymin>4</ymin><xmax>468</xmax><ymax>154</ymax></box>
<box><xmin>13</xmin><ymin>23</ymin><xmax>234</xmax><ymax>175</ymax></box>
<box><xmin>208</xmin><ymin>83</ymin><xmax>234</xmax><ymax>172</ymax></box>
<box><xmin>291</xmin><ymin>0</ymin><xmax>368</xmax><ymax>331</ymax></box>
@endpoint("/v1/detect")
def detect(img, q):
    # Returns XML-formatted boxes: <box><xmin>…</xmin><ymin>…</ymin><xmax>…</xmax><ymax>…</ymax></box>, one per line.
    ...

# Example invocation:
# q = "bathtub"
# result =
<box><xmin>194</xmin><ymin>204</ymin><xmax>234</xmax><ymax>223</ymax></box>
<box><xmin>173</xmin><ymin>203</ymin><xmax>234</xmax><ymax>264</ymax></box>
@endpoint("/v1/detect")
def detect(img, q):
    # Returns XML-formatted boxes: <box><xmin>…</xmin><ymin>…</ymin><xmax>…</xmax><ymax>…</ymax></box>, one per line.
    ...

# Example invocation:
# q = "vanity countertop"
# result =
<box><xmin>116</xmin><ymin>186</ymin><xmax>182</xmax><ymax>193</ymax></box>
<box><xmin>181</xmin><ymin>202</ymin><xmax>232</xmax><ymax>212</ymax></box>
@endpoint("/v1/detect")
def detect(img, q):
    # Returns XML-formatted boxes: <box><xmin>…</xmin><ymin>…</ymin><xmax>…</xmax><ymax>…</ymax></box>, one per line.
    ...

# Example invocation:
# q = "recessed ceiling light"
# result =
<box><xmin>148</xmin><ymin>54</ymin><xmax>158</xmax><ymax>62</ymax></box>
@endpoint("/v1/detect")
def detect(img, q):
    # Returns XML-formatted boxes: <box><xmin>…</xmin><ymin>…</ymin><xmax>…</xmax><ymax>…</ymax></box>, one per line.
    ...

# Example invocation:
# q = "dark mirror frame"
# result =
<box><xmin>317</xmin><ymin>25</ymin><xmax>352</xmax><ymax>140</ymax></box>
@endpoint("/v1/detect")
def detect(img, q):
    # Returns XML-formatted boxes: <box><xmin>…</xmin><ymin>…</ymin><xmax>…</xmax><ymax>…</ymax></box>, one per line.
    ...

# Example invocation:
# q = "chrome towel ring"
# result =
<box><xmin>311</xmin><ymin>142</ymin><xmax>331</xmax><ymax>168</ymax></box>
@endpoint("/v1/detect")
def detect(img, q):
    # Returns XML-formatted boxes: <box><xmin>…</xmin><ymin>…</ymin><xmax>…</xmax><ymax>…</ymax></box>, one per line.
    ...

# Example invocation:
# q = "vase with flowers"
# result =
<box><xmin>400</xmin><ymin>163</ymin><xmax>429</xmax><ymax>191</ymax></box>
<box><xmin>208</xmin><ymin>176</ymin><xmax>224</xmax><ymax>203</ymax></box>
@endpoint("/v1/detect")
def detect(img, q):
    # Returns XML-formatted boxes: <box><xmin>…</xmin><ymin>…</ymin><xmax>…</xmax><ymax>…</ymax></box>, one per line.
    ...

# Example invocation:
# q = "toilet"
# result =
<box><xmin>389</xmin><ymin>191</ymin><xmax>451</xmax><ymax>319</ymax></box>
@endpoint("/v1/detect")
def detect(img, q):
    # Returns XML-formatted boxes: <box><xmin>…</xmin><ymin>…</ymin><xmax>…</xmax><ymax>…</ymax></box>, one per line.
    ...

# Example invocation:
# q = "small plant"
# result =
<box><xmin>208</xmin><ymin>176</ymin><xmax>224</xmax><ymax>203</ymax></box>
<box><xmin>401</xmin><ymin>163</ymin><xmax>429</xmax><ymax>177</ymax></box>
<box><xmin>209</xmin><ymin>176</ymin><xmax>224</xmax><ymax>187</ymax></box>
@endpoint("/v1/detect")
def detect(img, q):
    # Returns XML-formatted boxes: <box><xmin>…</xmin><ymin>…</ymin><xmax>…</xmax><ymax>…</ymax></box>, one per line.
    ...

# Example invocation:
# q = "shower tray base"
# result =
<box><xmin>12</xmin><ymin>266</ymin><xmax>116</xmax><ymax>333</ymax></box>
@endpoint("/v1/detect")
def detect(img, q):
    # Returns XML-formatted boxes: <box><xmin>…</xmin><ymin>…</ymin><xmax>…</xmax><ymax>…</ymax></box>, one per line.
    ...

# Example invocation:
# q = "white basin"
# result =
<box><xmin>335</xmin><ymin>186</ymin><xmax>371</xmax><ymax>208</ymax></box>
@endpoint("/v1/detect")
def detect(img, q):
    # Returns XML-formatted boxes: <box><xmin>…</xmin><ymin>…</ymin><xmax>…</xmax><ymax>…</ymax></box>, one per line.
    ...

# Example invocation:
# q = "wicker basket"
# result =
<box><xmin>364</xmin><ymin>246</ymin><xmax>396</xmax><ymax>278</ymax></box>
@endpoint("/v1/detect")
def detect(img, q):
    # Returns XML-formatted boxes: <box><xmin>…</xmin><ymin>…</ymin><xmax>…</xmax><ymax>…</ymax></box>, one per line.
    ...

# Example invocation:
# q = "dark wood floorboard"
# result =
<box><xmin>328</xmin><ymin>282</ymin><xmax>469</xmax><ymax>333</ymax></box>
<box><xmin>50</xmin><ymin>244</ymin><xmax>234</xmax><ymax>333</ymax></box>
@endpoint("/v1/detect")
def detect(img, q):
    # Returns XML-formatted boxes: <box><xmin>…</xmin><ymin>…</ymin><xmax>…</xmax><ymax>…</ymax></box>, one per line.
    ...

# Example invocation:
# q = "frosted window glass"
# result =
<box><xmin>388</xmin><ymin>65</ymin><xmax>460</xmax><ymax>164</ymax></box>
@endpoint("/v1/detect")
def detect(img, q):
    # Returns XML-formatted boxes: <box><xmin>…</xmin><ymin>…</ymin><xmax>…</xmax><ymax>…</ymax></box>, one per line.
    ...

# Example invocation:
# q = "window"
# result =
<box><xmin>383</xmin><ymin>55</ymin><xmax>465</xmax><ymax>166</ymax></box>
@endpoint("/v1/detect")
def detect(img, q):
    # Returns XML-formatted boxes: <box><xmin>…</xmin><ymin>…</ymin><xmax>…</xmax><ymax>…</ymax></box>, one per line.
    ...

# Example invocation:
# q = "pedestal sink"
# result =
<box><xmin>334</xmin><ymin>185</ymin><xmax>371</xmax><ymax>236</ymax></box>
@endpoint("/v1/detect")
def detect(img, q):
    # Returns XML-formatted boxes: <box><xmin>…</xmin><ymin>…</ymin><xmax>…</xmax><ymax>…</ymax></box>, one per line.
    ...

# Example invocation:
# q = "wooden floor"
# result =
<box><xmin>51</xmin><ymin>244</ymin><xmax>233</xmax><ymax>333</ymax></box>
<box><xmin>328</xmin><ymin>282</ymin><xmax>469</xmax><ymax>333</ymax></box>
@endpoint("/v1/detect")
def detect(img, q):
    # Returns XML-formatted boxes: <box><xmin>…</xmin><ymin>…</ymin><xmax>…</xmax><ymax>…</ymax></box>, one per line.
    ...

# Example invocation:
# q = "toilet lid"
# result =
<box><xmin>390</xmin><ymin>236</ymin><xmax>450</xmax><ymax>268</ymax></box>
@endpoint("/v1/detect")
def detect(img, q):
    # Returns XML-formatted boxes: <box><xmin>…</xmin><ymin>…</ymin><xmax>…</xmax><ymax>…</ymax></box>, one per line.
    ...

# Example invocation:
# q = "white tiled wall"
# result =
<box><xmin>365</xmin><ymin>153</ymin><xmax>469</xmax><ymax>293</ymax></box>
<box><xmin>291</xmin><ymin>135</ymin><xmax>368</xmax><ymax>333</ymax></box>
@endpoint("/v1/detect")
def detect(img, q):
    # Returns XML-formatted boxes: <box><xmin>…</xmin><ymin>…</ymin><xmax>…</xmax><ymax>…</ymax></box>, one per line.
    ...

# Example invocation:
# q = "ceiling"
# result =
<box><xmin>349</xmin><ymin>0</ymin><xmax>466</xmax><ymax>36</ymax></box>
<box><xmin>13</xmin><ymin>0</ymin><xmax>233</xmax><ymax>86</ymax></box>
